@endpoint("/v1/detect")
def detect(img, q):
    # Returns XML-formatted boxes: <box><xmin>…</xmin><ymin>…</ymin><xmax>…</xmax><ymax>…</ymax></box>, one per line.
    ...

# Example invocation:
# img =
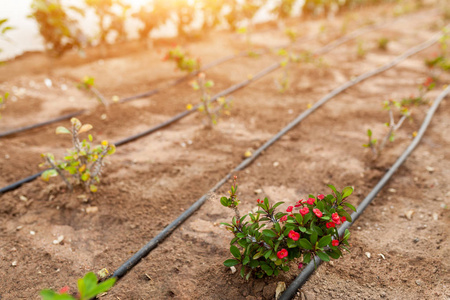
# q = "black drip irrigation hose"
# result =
<box><xmin>110</xmin><ymin>31</ymin><xmax>444</xmax><ymax>281</ymax></box>
<box><xmin>0</xmin><ymin>110</ymin><xmax>86</xmax><ymax>138</ymax></box>
<box><xmin>279</xmin><ymin>84</ymin><xmax>450</xmax><ymax>300</ymax></box>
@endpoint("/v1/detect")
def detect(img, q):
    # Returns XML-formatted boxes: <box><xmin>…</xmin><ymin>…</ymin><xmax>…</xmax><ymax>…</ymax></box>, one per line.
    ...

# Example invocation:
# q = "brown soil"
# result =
<box><xmin>1</xmin><ymin>3</ymin><xmax>449</xmax><ymax>300</ymax></box>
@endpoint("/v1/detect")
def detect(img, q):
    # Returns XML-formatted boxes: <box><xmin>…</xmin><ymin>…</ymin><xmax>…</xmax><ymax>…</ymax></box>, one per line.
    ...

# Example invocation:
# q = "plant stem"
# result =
<box><xmin>91</xmin><ymin>87</ymin><xmax>109</xmax><ymax>107</ymax></box>
<box><xmin>45</xmin><ymin>156</ymin><xmax>72</xmax><ymax>191</ymax></box>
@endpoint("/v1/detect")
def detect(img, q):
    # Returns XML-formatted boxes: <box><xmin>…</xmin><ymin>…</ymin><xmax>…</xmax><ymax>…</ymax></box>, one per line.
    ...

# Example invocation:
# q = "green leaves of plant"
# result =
<box><xmin>262</xmin><ymin>229</ymin><xmax>277</xmax><ymax>238</ymax></box>
<box><xmin>77</xmin><ymin>272</ymin><xmax>116</xmax><ymax>300</ymax></box>
<box><xmin>298</xmin><ymin>238</ymin><xmax>312</xmax><ymax>250</ymax></box>
<box><xmin>318</xmin><ymin>235</ymin><xmax>331</xmax><ymax>248</ymax></box>
<box><xmin>55</xmin><ymin>126</ymin><xmax>71</xmax><ymax>135</ymax></box>
<box><xmin>230</xmin><ymin>245</ymin><xmax>241</xmax><ymax>259</ymax></box>
<box><xmin>224</xmin><ymin>259</ymin><xmax>240</xmax><ymax>267</ymax></box>
<box><xmin>40</xmin><ymin>272</ymin><xmax>115</xmax><ymax>300</ymax></box>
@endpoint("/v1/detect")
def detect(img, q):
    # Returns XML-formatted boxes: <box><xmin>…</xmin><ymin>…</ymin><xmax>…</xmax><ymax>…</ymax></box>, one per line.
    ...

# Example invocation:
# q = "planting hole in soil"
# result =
<box><xmin>0</xmin><ymin>1</ymin><xmax>449</xmax><ymax>299</ymax></box>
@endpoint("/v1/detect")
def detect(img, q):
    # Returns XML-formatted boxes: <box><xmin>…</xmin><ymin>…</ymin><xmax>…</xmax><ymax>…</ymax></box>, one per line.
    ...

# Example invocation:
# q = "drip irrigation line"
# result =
<box><xmin>0</xmin><ymin>110</ymin><xmax>86</xmax><ymax>138</ymax></box>
<box><xmin>110</xmin><ymin>31</ymin><xmax>444</xmax><ymax>281</ymax></box>
<box><xmin>279</xmin><ymin>85</ymin><xmax>450</xmax><ymax>300</ymax></box>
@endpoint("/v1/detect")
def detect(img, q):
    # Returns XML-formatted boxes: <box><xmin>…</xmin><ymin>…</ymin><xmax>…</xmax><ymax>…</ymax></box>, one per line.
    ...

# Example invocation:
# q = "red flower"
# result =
<box><xmin>317</xmin><ymin>194</ymin><xmax>325</xmax><ymax>200</ymax></box>
<box><xmin>333</xmin><ymin>219</ymin><xmax>341</xmax><ymax>225</ymax></box>
<box><xmin>341</xmin><ymin>216</ymin><xmax>347</xmax><ymax>223</ymax></box>
<box><xmin>424</xmin><ymin>77</ymin><xmax>433</xmax><ymax>87</ymax></box>
<box><xmin>326</xmin><ymin>222</ymin><xmax>335</xmax><ymax>228</ymax></box>
<box><xmin>280</xmin><ymin>215</ymin><xmax>287</xmax><ymax>222</ymax></box>
<box><xmin>286</xmin><ymin>206</ymin><xmax>293</xmax><ymax>212</ymax></box>
<box><xmin>257</xmin><ymin>199</ymin><xmax>260</xmax><ymax>203</ymax></box>
<box><xmin>59</xmin><ymin>286</ymin><xmax>70</xmax><ymax>294</ymax></box>
<box><xmin>299</xmin><ymin>207</ymin><xmax>309</xmax><ymax>216</ymax></box>
<box><xmin>298</xmin><ymin>263</ymin><xmax>304</xmax><ymax>269</ymax></box>
<box><xmin>331</xmin><ymin>213</ymin><xmax>340</xmax><ymax>222</ymax></box>
<box><xmin>277</xmin><ymin>249</ymin><xmax>288</xmax><ymax>259</ymax></box>
<box><xmin>307</xmin><ymin>198</ymin><xmax>315</xmax><ymax>205</ymax></box>
<box><xmin>332</xmin><ymin>240</ymin><xmax>339</xmax><ymax>247</ymax></box>
<box><xmin>313</xmin><ymin>208</ymin><xmax>323</xmax><ymax>218</ymax></box>
<box><xmin>288</xmin><ymin>230</ymin><xmax>300</xmax><ymax>241</ymax></box>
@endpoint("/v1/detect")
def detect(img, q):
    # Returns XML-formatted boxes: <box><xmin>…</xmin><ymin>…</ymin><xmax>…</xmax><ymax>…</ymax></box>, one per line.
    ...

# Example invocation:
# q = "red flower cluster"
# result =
<box><xmin>280</xmin><ymin>215</ymin><xmax>287</xmax><ymax>222</ymax></box>
<box><xmin>277</xmin><ymin>249</ymin><xmax>288</xmax><ymax>259</ymax></box>
<box><xmin>423</xmin><ymin>77</ymin><xmax>433</xmax><ymax>88</ymax></box>
<box><xmin>294</xmin><ymin>199</ymin><xmax>304</xmax><ymax>207</ymax></box>
<box><xmin>257</xmin><ymin>199</ymin><xmax>261</xmax><ymax>203</ymax></box>
<box><xmin>307</xmin><ymin>197</ymin><xmax>315</xmax><ymax>205</ymax></box>
<box><xmin>313</xmin><ymin>208</ymin><xmax>323</xmax><ymax>218</ymax></box>
<box><xmin>59</xmin><ymin>286</ymin><xmax>70</xmax><ymax>294</ymax></box>
<box><xmin>326</xmin><ymin>222</ymin><xmax>335</xmax><ymax>228</ymax></box>
<box><xmin>332</xmin><ymin>240</ymin><xmax>339</xmax><ymax>247</ymax></box>
<box><xmin>317</xmin><ymin>194</ymin><xmax>325</xmax><ymax>200</ymax></box>
<box><xmin>288</xmin><ymin>230</ymin><xmax>300</xmax><ymax>241</ymax></box>
<box><xmin>299</xmin><ymin>207</ymin><xmax>309</xmax><ymax>216</ymax></box>
<box><xmin>286</xmin><ymin>206</ymin><xmax>293</xmax><ymax>212</ymax></box>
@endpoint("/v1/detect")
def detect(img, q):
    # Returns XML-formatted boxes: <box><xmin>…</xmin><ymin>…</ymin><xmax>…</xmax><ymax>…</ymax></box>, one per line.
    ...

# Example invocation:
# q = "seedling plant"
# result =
<box><xmin>221</xmin><ymin>177</ymin><xmax>354</xmax><ymax>279</ymax></box>
<box><xmin>425</xmin><ymin>28</ymin><xmax>450</xmax><ymax>76</ymax></box>
<box><xmin>77</xmin><ymin>76</ymin><xmax>108</xmax><ymax>107</ymax></box>
<box><xmin>189</xmin><ymin>73</ymin><xmax>232</xmax><ymax>127</ymax></box>
<box><xmin>164</xmin><ymin>45</ymin><xmax>200</xmax><ymax>74</ymax></box>
<box><xmin>274</xmin><ymin>28</ymin><xmax>300</xmax><ymax>92</ymax></box>
<box><xmin>40</xmin><ymin>272</ymin><xmax>115</xmax><ymax>300</ymax></box>
<box><xmin>40</xmin><ymin>118</ymin><xmax>115</xmax><ymax>193</ymax></box>
<box><xmin>0</xmin><ymin>18</ymin><xmax>14</xmax><ymax>58</ymax></box>
<box><xmin>0</xmin><ymin>92</ymin><xmax>9</xmax><ymax>119</ymax></box>
<box><xmin>377</xmin><ymin>37</ymin><xmax>389</xmax><ymax>51</ymax></box>
<box><xmin>363</xmin><ymin>77</ymin><xmax>435</xmax><ymax>158</ymax></box>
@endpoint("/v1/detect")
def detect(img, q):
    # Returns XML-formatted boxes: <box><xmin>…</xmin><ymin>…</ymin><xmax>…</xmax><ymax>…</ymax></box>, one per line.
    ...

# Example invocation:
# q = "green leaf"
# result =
<box><xmin>342</xmin><ymin>202</ymin><xmax>357</xmax><ymax>212</ymax></box>
<box><xmin>220</xmin><ymin>197</ymin><xmax>229</xmax><ymax>207</ymax></box>
<box><xmin>40</xmin><ymin>290</ymin><xmax>75</xmax><ymax>300</ymax></box>
<box><xmin>303</xmin><ymin>213</ymin><xmax>312</xmax><ymax>224</ymax></box>
<box><xmin>337</xmin><ymin>209</ymin><xmax>352</xmax><ymax>223</ymax></box>
<box><xmin>342</xmin><ymin>186</ymin><xmax>353</xmax><ymax>198</ymax></box>
<box><xmin>41</xmin><ymin>169</ymin><xmax>58</xmax><ymax>181</ymax></box>
<box><xmin>303</xmin><ymin>252</ymin><xmax>311</xmax><ymax>264</ymax></box>
<box><xmin>287</xmin><ymin>238</ymin><xmax>297</xmax><ymax>248</ymax></box>
<box><xmin>230</xmin><ymin>245</ymin><xmax>241</xmax><ymax>259</ymax></box>
<box><xmin>295</xmin><ymin>214</ymin><xmax>303</xmax><ymax>224</ymax></box>
<box><xmin>310</xmin><ymin>231</ymin><xmax>318</xmax><ymax>245</ymax></box>
<box><xmin>263</xmin><ymin>197</ymin><xmax>269</xmax><ymax>209</ymax></box>
<box><xmin>272</xmin><ymin>201</ymin><xmax>284</xmax><ymax>210</ymax></box>
<box><xmin>316</xmin><ymin>250</ymin><xmax>330</xmax><ymax>262</ymax></box>
<box><xmin>343</xmin><ymin>229</ymin><xmax>351</xmax><ymax>241</ymax></box>
<box><xmin>262</xmin><ymin>229</ymin><xmax>277</xmax><ymax>238</ymax></box>
<box><xmin>89</xmin><ymin>185</ymin><xmax>98</xmax><ymax>193</ymax></box>
<box><xmin>55</xmin><ymin>126</ymin><xmax>71</xmax><ymax>135</ymax></box>
<box><xmin>224</xmin><ymin>259</ymin><xmax>240</xmax><ymax>267</ymax></box>
<box><xmin>253</xmin><ymin>251</ymin><xmax>264</xmax><ymax>260</ymax></box>
<box><xmin>242</xmin><ymin>256</ymin><xmax>250</xmax><ymax>265</ymax></box>
<box><xmin>299</xmin><ymin>238</ymin><xmax>312</xmax><ymax>250</ymax></box>
<box><xmin>318</xmin><ymin>235</ymin><xmax>332</xmax><ymax>248</ymax></box>
<box><xmin>84</xmin><ymin>277</ymin><xmax>116</xmax><ymax>299</ymax></box>
<box><xmin>328</xmin><ymin>184</ymin><xmax>337</xmax><ymax>195</ymax></box>
<box><xmin>261</xmin><ymin>264</ymin><xmax>273</xmax><ymax>276</ymax></box>
<box><xmin>264</xmin><ymin>250</ymin><xmax>272</xmax><ymax>259</ymax></box>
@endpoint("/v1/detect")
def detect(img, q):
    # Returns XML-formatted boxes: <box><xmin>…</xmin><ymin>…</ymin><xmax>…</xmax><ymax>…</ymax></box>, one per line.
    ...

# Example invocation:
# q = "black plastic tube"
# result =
<box><xmin>110</xmin><ymin>31</ymin><xmax>444</xmax><ymax>280</ymax></box>
<box><xmin>0</xmin><ymin>110</ymin><xmax>86</xmax><ymax>138</ymax></box>
<box><xmin>279</xmin><ymin>85</ymin><xmax>450</xmax><ymax>300</ymax></box>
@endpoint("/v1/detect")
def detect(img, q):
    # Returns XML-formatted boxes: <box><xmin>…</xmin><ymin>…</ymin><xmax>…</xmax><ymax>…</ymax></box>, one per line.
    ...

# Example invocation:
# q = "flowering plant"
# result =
<box><xmin>0</xmin><ymin>92</ymin><xmax>9</xmax><ymax>119</ymax></box>
<box><xmin>163</xmin><ymin>45</ymin><xmax>200</xmax><ymax>73</ymax></box>
<box><xmin>188</xmin><ymin>73</ymin><xmax>232</xmax><ymax>127</ymax></box>
<box><xmin>221</xmin><ymin>177</ymin><xmax>354</xmax><ymax>279</ymax></box>
<box><xmin>40</xmin><ymin>272</ymin><xmax>115</xmax><ymax>300</ymax></box>
<box><xmin>40</xmin><ymin>118</ymin><xmax>115</xmax><ymax>193</ymax></box>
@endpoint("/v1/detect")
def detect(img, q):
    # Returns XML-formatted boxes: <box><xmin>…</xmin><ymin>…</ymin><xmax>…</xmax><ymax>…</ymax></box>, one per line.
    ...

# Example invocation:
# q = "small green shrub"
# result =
<box><xmin>40</xmin><ymin>118</ymin><xmax>115</xmax><ymax>193</ymax></box>
<box><xmin>221</xmin><ymin>177</ymin><xmax>354</xmax><ymax>279</ymax></box>
<box><xmin>164</xmin><ymin>45</ymin><xmax>200</xmax><ymax>73</ymax></box>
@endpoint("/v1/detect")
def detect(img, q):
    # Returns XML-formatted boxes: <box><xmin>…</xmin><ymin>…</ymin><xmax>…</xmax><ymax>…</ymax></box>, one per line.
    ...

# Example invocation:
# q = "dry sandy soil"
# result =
<box><xmin>0</xmin><ymin>2</ymin><xmax>449</xmax><ymax>300</ymax></box>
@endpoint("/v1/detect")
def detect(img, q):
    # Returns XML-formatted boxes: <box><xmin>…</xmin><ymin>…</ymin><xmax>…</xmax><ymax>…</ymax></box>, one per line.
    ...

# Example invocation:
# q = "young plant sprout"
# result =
<box><xmin>378</xmin><ymin>37</ymin><xmax>390</xmax><ymax>51</ymax></box>
<box><xmin>40</xmin><ymin>118</ymin><xmax>115</xmax><ymax>193</ymax></box>
<box><xmin>40</xmin><ymin>272</ymin><xmax>115</xmax><ymax>300</ymax></box>
<box><xmin>274</xmin><ymin>29</ymin><xmax>300</xmax><ymax>93</ymax></box>
<box><xmin>357</xmin><ymin>39</ymin><xmax>366</xmax><ymax>58</ymax></box>
<box><xmin>425</xmin><ymin>28</ymin><xmax>450</xmax><ymax>75</ymax></box>
<box><xmin>189</xmin><ymin>73</ymin><xmax>232</xmax><ymax>127</ymax></box>
<box><xmin>0</xmin><ymin>92</ymin><xmax>9</xmax><ymax>119</ymax></box>
<box><xmin>0</xmin><ymin>18</ymin><xmax>14</xmax><ymax>55</ymax></box>
<box><xmin>237</xmin><ymin>0</ymin><xmax>266</xmax><ymax>45</ymax></box>
<box><xmin>364</xmin><ymin>77</ymin><xmax>435</xmax><ymax>158</ymax></box>
<box><xmin>77</xmin><ymin>76</ymin><xmax>108</xmax><ymax>107</ymax></box>
<box><xmin>221</xmin><ymin>176</ymin><xmax>354</xmax><ymax>279</ymax></box>
<box><xmin>164</xmin><ymin>45</ymin><xmax>200</xmax><ymax>73</ymax></box>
